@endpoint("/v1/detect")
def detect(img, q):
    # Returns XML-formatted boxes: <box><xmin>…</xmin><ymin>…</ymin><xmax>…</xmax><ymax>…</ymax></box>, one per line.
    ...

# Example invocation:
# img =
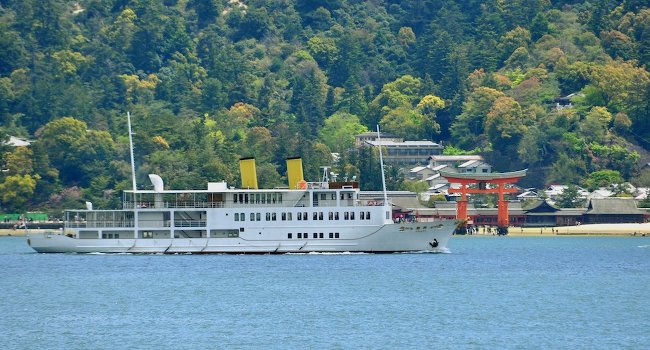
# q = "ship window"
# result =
<box><xmin>238</xmin><ymin>193</ymin><xmax>244</xmax><ymax>203</ymax></box>
<box><xmin>313</xmin><ymin>212</ymin><xmax>318</xmax><ymax>220</ymax></box>
<box><xmin>335</xmin><ymin>232</ymin><xmax>339</xmax><ymax>238</ymax></box>
<box><xmin>303</xmin><ymin>212</ymin><xmax>308</xmax><ymax>220</ymax></box>
<box><xmin>272</xmin><ymin>213</ymin><xmax>276</xmax><ymax>221</ymax></box>
<box><xmin>361</xmin><ymin>212</ymin><xmax>365</xmax><ymax>220</ymax></box>
<box><xmin>313</xmin><ymin>233</ymin><xmax>317</xmax><ymax>238</ymax></box>
<box><xmin>367</xmin><ymin>211</ymin><xmax>370</xmax><ymax>219</ymax></box>
<box><xmin>234</xmin><ymin>214</ymin><xmax>239</xmax><ymax>221</ymax></box>
<box><xmin>256</xmin><ymin>213</ymin><xmax>261</xmax><ymax>221</ymax></box>
<box><xmin>240</xmin><ymin>227</ymin><xmax>245</xmax><ymax>232</ymax></box>
<box><xmin>287</xmin><ymin>212</ymin><xmax>292</xmax><ymax>221</ymax></box>
<box><xmin>318</xmin><ymin>212</ymin><xmax>323</xmax><ymax>220</ymax></box>
<box><xmin>335</xmin><ymin>212</ymin><xmax>339</xmax><ymax>220</ymax></box>
<box><xmin>240</xmin><ymin>213</ymin><xmax>245</xmax><ymax>221</ymax></box>
<box><xmin>328</xmin><ymin>212</ymin><xmax>333</xmax><ymax>220</ymax></box>
<box><xmin>250</xmin><ymin>213</ymin><xmax>255</xmax><ymax>221</ymax></box>
<box><xmin>282</xmin><ymin>212</ymin><xmax>286</xmax><ymax>221</ymax></box>
<box><xmin>298</xmin><ymin>232</ymin><xmax>302</xmax><ymax>238</ymax></box>
<box><xmin>266</xmin><ymin>213</ymin><xmax>271</xmax><ymax>221</ymax></box>
<box><xmin>320</xmin><ymin>193</ymin><xmax>326</xmax><ymax>200</ymax></box>
<box><xmin>297</xmin><ymin>213</ymin><xmax>302</xmax><ymax>221</ymax></box>
<box><xmin>329</xmin><ymin>232</ymin><xmax>333</xmax><ymax>238</ymax></box>
<box><xmin>233</xmin><ymin>194</ymin><xmax>238</xmax><ymax>203</ymax></box>
<box><xmin>351</xmin><ymin>212</ymin><xmax>355</xmax><ymax>220</ymax></box>
<box><xmin>344</xmin><ymin>212</ymin><xmax>349</xmax><ymax>220</ymax></box>
<box><xmin>347</xmin><ymin>193</ymin><xmax>352</xmax><ymax>199</ymax></box>
<box><xmin>288</xmin><ymin>233</ymin><xmax>292</xmax><ymax>239</ymax></box>
<box><xmin>319</xmin><ymin>233</ymin><xmax>323</xmax><ymax>238</ymax></box>
<box><xmin>278</xmin><ymin>194</ymin><xmax>282</xmax><ymax>203</ymax></box>
<box><xmin>331</xmin><ymin>194</ymin><xmax>336</xmax><ymax>200</ymax></box>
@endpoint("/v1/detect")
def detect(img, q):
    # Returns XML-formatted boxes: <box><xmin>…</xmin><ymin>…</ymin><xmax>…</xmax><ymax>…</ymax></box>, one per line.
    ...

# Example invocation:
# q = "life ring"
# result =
<box><xmin>429</xmin><ymin>239</ymin><xmax>439</xmax><ymax>248</ymax></box>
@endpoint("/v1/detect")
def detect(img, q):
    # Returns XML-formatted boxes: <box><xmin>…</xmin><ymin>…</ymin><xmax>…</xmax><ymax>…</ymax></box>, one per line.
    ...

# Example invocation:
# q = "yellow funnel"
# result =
<box><xmin>287</xmin><ymin>157</ymin><xmax>304</xmax><ymax>190</ymax></box>
<box><xmin>239</xmin><ymin>158</ymin><xmax>258</xmax><ymax>189</ymax></box>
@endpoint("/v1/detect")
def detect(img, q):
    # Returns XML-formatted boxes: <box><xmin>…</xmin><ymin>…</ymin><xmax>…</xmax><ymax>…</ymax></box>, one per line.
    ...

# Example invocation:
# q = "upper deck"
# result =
<box><xmin>121</xmin><ymin>181</ymin><xmax>366</xmax><ymax>210</ymax></box>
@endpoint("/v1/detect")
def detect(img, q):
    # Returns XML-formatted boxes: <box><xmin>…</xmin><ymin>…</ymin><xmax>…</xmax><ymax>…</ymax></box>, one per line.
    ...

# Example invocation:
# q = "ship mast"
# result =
<box><xmin>127</xmin><ymin>112</ymin><xmax>137</xmax><ymax>196</ymax></box>
<box><xmin>376</xmin><ymin>125</ymin><xmax>389</xmax><ymax>206</ymax></box>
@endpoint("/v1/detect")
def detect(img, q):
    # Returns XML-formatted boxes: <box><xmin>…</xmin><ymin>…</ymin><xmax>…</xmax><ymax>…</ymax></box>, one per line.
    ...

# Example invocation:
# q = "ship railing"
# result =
<box><xmin>66</xmin><ymin>221</ymin><xmax>136</xmax><ymax>228</ymax></box>
<box><xmin>173</xmin><ymin>220</ymin><xmax>206</xmax><ymax>227</ymax></box>
<box><xmin>306</xmin><ymin>182</ymin><xmax>329</xmax><ymax>189</ymax></box>
<box><xmin>123</xmin><ymin>201</ymin><xmax>224</xmax><ymax>209</ymax></box>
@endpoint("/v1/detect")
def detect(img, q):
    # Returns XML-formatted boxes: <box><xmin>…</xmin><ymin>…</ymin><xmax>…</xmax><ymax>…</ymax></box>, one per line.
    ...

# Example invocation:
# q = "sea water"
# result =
<box><xmin>0</xmin><ymin>235</ymin><xmax>648</xmax><ymax>349</ymax></box>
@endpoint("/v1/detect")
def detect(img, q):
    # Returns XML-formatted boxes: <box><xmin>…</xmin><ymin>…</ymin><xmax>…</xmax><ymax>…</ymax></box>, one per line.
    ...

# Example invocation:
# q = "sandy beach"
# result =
<box><xmin>2</xmin><ymin>223</ymin><xmax>650</xmax><ymax>237</ymax></box>
<box><xmin>484</xmin><ymin>223</ymin><xmax>650</xmax><ymax>236</ymax></box>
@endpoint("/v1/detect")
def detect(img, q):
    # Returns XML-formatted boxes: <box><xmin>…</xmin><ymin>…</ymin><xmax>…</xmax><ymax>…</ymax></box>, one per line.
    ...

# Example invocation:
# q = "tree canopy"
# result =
<box><xmin>0</xmin><ymin>0</ymin><xmax>649</xmax><ymax>213</ymax></box>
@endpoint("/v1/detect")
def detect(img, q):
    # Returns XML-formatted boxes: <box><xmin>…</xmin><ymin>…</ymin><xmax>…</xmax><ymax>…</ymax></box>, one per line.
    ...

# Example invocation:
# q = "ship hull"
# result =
<box><xmin>27</xmin><ymin>221</ymin><xmax>454</xmax><ymax>254</ymax></box>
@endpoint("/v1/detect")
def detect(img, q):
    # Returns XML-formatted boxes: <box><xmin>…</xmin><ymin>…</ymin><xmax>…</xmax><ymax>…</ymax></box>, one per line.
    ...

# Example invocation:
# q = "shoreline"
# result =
<box><xmin>462</xmin><ymin>223</ymin><xmax>650</xmax><ymax>237</ymax></box>
<box><xmin>0</xmin><ymin>229</ymin><xmax>59</xmax><ymax>237</ymax></box>
<box><xmin>2</xmin><ymin>223</ymin><xmax>650</xmax><ymax>237</ymax></box>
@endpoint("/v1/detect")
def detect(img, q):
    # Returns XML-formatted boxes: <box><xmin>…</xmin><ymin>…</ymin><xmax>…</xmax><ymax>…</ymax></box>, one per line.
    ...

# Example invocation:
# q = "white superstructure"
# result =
<box><xmin>27</xmin><ymin>176</ymin><xmax>454</xmax><ymax>253</ymax></box>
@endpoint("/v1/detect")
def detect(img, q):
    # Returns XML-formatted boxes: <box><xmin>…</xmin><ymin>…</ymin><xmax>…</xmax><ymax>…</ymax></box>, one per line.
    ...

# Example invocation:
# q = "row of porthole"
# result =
<box><xmin>234</xmin><ymin>211</ymin><xmax>371</xmax><ymax>222</ymax></box>
<box><xmin>288</xmin><ymin>232</ymin><xmax>340</xmax><ymax>239</ymax></box>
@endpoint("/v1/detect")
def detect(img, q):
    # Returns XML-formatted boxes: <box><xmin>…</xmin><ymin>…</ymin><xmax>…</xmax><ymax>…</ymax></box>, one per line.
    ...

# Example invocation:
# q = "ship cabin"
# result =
<box><xmin>62</xmin><ymin>179</ymin><xmax>378</xmax><ymax>240</ymax></box>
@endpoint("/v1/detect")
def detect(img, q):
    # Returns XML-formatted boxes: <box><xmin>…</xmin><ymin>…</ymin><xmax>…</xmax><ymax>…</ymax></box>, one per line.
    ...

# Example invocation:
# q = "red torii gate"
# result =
<box><xmin>440</xmin><ymin>170</ymin><xmax>527</xmax><ymax>234</ymax></box>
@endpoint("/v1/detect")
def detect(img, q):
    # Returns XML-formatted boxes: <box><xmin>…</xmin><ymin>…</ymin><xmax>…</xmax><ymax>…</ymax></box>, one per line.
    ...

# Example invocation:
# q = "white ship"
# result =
<box><xmin>27</xmin><ymin>118</ymin><xmax>454</xmax><ymax>254</ymax></box>
<box><xmin>27</xmin><ymin>179</ymin><xmax>454</xmax><ymax>254</ymax></box>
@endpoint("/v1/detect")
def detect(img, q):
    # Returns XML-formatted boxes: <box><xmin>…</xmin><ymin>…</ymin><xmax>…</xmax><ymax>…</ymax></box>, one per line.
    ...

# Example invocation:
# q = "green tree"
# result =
<box><xmin>548</xmin><ymin>153</ymin><xmax>587</xmax><ymax>185</ymax></box>
<box><xmin>3</xmin><ymin>146</ymin><xmax>33</xmax><ymax>175</ymax></box>
<box><xmin>289</xmin><ymin>56</ymin><xmax>328</xmax><ymax>137</ymax></box>
<box><xmin>588</xmin><ymin>60</ymin><xmax>650</xmax><ymax>135</ymax></box>
<box><xmin>584</xmin><ymin>169</ymin><xmax>624</xmax><ymax>191</ymax></box>
<box><xmin>318</xmin><ymin>112</ymin><xmax>368</xmax><ymax>153</ymax></box>
<box><xmin>365</xmin><ymin>75</ymin><xmax>421</xmax><ymax>127</ymax></box>
<box><xmin>307</xmin><ymin>36</ymin><xmax>339</xmax><ymax>69</ymax></box>
<box><xmin>0</xmin><ymin>174</ymin><xmax>38</xmax><ymax>211</ymax></box>
<box><xmin>484</xmin><ymin>96</ymin><xmax>528</xmax><ymax>152</ymax></box>
<box><xmin>450</xmin><ymin>87</ymin><xmax>505</xmax><ymax>149</ymax></box>
<box><xmin>37</xmin><ymin>117</ymin><xmax>115</xmax><ymax>185</ymax></box>
<box><xmin>554</xmin><ymin>184</ymin><xmax>584</xmax><ymax>208</ymax></box>
<box><xmin>398</xmin><ymin>27</ymin><xmax>416</xmax><ymax>48</ymax></box>
<box><xmin>579</xmin><ymin>106</ymin><xmax>612</xmax><ymax>143</ymax></box>
<box><xmin>357</xmin><ymin>146</ymin><xmax>381</xmax><ymax>191</ymax></box>
<box><xmin>243</xmin><ymin>127</ymin><xmax>275</xmax><ymax>163</ymax></box>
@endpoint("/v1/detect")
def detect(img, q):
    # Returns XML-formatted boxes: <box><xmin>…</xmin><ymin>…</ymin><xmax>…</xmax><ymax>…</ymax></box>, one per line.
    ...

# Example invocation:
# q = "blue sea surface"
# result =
<box><xmin>1</xmin><ymin>235</ymin><xmax>649</xmax><ymax>349</ymax></box>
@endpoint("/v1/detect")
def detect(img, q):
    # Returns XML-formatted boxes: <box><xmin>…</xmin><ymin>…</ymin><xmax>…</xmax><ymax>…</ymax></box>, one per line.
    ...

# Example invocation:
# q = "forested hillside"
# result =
<box><xmin>1</xmin><ymin>0</ymin><xmax>649</xmax><ymax>213</ymax></box>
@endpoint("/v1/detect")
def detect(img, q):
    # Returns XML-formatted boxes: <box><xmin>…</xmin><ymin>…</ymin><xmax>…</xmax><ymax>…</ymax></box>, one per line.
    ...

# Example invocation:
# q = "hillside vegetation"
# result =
<box><xmin>0</xmin><ymin>0</ymin><xmax>649</xmax><ymax>213</ymax></box>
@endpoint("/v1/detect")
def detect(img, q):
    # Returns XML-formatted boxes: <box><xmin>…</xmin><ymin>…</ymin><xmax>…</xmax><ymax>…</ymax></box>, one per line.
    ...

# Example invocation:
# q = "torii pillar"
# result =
<box><xmin>441</xmin><ymin>170</ymin><xmax>527</xmax><ymax>234</ymax></box>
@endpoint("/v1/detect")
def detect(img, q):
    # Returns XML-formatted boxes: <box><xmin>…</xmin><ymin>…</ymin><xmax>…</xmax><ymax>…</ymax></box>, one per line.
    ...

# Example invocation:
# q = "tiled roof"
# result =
<box><xmin>585</xmin><ymin>198</ymin><xmax>644</xmax><ymax>215</ymax></box>
<box><xmin>458</xmin><ymin>160</ymin><xmax>482</xmax><ymax>168</ymax></box>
